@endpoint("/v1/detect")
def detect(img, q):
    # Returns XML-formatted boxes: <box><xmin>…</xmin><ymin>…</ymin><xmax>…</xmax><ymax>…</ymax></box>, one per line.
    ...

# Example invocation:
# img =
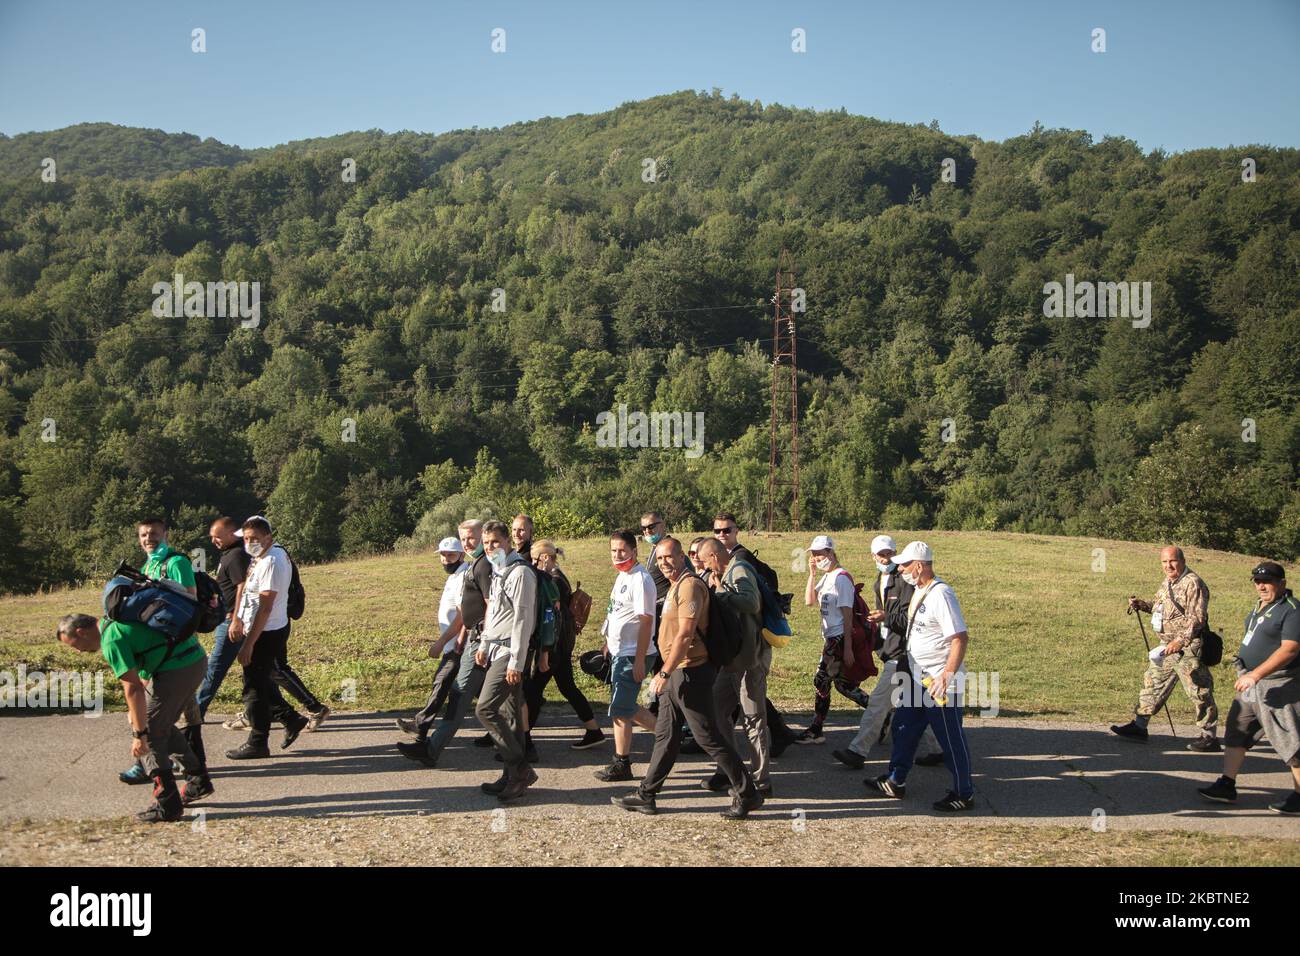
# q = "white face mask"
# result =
<box><xmin>900</xmin><ymin>567</ymin><xmax>918</xmax><ymax>586</ymax></box>
<box><xmin>815</xmin><ymin>556</ymin><xmax>832</xmax><ymax>572</ymax></box>
<box><xmin>245</xmin><ymin>539</ymin><xmax>265</xmax><ymax>558</ymax></box>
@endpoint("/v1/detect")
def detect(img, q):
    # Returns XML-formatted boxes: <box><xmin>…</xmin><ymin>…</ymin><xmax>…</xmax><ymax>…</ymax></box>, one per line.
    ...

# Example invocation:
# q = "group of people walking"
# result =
<box><xmin>55</xmin><ymin>511</ymin><xmax>1300</xmax><ymax>822</ymax></box>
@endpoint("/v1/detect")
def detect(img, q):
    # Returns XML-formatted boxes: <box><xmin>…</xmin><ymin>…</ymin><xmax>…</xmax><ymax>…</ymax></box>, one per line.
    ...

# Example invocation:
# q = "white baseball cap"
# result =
<box><xmin>806</xmin><ymin>534</ymin><xmax>835</xmax><ymax>552</ymax></box>
<box><xmin>437</xmin><ymin>536</ymin><xmax>464</xmax><ymax>554</ymax></box>
<box><xmin>894</xmin><ymin>541</ymin><xmax>934</xmax><ymax>564</ymax></box>
<box><xmin>870</xmin><ymin>534</ymin><xmax>897</xmax><ymax>555</ymax></box>
<box><xmin>233</xmin><ymin>515</ymin><xmax>271</xmax><ymax>538</ymax></box>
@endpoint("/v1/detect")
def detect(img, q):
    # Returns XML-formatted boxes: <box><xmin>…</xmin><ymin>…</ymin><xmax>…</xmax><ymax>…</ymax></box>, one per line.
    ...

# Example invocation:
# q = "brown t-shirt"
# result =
<box><xmin>661</xmin><ymin>574</ymin><xmax>710</xmax><ymax>668</ymax></box>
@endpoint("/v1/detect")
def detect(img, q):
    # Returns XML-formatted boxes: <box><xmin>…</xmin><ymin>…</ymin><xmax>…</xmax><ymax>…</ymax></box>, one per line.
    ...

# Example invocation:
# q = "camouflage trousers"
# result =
<box><xmin>1135</xmin><ymin>641</ymin><xmax>1218</xmax><ymax>730</ymax></box>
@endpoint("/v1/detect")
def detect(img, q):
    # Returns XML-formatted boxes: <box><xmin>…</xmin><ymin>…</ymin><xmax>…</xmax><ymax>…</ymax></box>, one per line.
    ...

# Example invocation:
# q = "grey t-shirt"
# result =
<box><xmin>1237</xmin><ymin>592</ymin><xmax>1300</xmax><ymax>675</ymax></box>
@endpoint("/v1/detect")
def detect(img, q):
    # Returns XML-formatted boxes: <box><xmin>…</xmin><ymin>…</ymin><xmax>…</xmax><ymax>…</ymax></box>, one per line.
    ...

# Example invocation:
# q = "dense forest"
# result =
<box><xmin>1</xmin><ymin>90</ymin><xmax>1297</xmax><ymax>593</ymax></box>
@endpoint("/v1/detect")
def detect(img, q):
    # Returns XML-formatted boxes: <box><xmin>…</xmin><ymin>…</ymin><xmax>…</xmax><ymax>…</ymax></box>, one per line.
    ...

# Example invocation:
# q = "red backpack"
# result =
<box><xmin>836</xmin><ymin>571</ymin><xmax>879</xmax><ymax>683</ymax></box>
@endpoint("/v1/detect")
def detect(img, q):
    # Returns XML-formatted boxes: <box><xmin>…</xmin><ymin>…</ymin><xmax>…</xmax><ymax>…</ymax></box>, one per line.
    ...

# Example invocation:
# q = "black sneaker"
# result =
<box><xmin>1269</xmin><ymin>792</ymin><xmax>1300</xmax><ymax>815</ymax></box>
<box><xmin>1187</xmin><ymin>734</ymin><xmax>1221</xmax><ymax>753</ymax></box>
<box><xmin>756</xmin><ymin>782</ymin><xmax>774</xmax><ymax>798</ymax></box>
<box><xmin>864</xmin><ymin>774</ymin><xmax>906</xmax><ymax>799</ymax></box>
<box><xmin>1110</xmin><ymin>721</ymin><xmax>1149</xmax><ymax>742</ymax></box>
<box><xmin>180</xmin><ymin>776</ymin><xmax>214</xmax><ymax>806</ymax></box>
<box><xmin>396</xmin><ymin>741</ymin><xmax>437</xmax><ymax>767</ymax></box>
<box><xmin>571</xmin><ymin>728</ymin><xmax>607</xmax><ymax>750</ymax></box>
<box><xmin>136</xmin><ymin>800</ymin><xmax>184</xmax><ymax>824</ymax></box>
<box><xmin>612</xmin><ymin>791</ymin><xmax>658</xmax><ymax>815</ymax></box>
<box><xmin>832</xmin><ymin>748</ymin><xmax>866</xmax><ymax>770</ymax></box>
<box><xmin>594</xmin><ymin>758</ymin><xmax>633</xmax><ymax>782</ymax></box>
<box><xmin>933</xmin><ymin>791</ymin><xmax>975</xmax><ymax>812</ymax></box>
<box><xmin>770</xmin><ymin>731</ymin><xmax>797</xmax><ymax>760</ymax></box>
<box><xmin>1197</xmin><ymin>776</ymin><xmax>1238</xmax><ymax>803</ymax></box>
<box><xmin>700</xmin><ymin>771</ymin><xmax>729</xmax><ymax>792</ymax></box>
<box><xmin>281</xmin><ymin>716</ymin><xmax>309</xmax><ymax>750</ymax></box>
<box><xmin>794</xmin><ymin>727</ymin><xmax>825</xmax><ymax>745</ymax></box>
<box><xmin>473</xmin><ymin>733</ymin><xmax>495</xmax><ymax>748</ymax></box>
<box><xmin>720</xmin><ymin>791</ymin><xmax>764</xmax><ymax>820</ymax></box>
<box><xmin>395</xmin><ymin>717</ymin><xmax>419</xmax><ymax>736</ymax></box>
<box><xmin>225</xmin><ymin>743</ymin><xmax>271</xmax><ymax>760</ymax></box>
<box><xmin>915</xmin><ymin>752</ymin><xmax>946</xmax><ymax>767</ymax></box>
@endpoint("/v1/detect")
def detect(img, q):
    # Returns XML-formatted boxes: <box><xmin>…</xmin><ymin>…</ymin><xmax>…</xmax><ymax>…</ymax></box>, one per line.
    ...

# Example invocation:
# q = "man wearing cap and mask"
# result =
<box><xmin>395</xmin><ymin>536</ymin><xmax>468</xmax><ymax>754</ymax></box>
<box><xmin>864</xmin><ymin>541</ymin><xmax>976</xmax><ymax>811</ymax></box>
<box><xmin>1111</xmin><ymin>546</ymin><xmax>1219</xmax><ymax>752</ymax></box>
<box><xmin>1198</xmin><ymin>562</ymin><xmax>1300</xmax><ymax>814</ymax></box>
<box><xmin>833</xmin><ymin>534</ymin><xmax>943</xmax><ymax>770</ymax></box>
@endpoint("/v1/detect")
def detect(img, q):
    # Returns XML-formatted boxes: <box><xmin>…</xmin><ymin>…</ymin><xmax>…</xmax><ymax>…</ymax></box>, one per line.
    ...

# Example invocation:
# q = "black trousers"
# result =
<box><xmin>271</xmin><ymin>638</ymin><xmax>323</xmax><ymax>714</ymax></box>
<box><xmin>414</xmin><ymin>651</ymin><xmax>462</xmax><ymax>738</ymax></box>
<box><xmin>242</xmin><ymin>625</ymin><xmax>303</xmax><ymax>747</ymax></box>
<box><xmin>524</xmin><ymin>647</ymin><xmax>596</xmax><ymax>726</ymax></box>
<box><xmin>640</xmin><ymin>664</ymin><xmax>756</xmax><ymax>800</ymax></box>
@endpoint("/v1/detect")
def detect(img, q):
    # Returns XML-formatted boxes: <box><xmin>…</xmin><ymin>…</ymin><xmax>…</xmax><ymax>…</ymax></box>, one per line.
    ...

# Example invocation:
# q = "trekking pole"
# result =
<box><xmin>1128</xmin><ymin>601</ymin><xmax>1177</xmax><ymax>737</ymax></box>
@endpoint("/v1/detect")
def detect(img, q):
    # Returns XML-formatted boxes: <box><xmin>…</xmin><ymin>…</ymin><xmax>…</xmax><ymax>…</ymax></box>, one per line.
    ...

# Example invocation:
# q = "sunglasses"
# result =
<box><xmin>688</xmin><ymin>550</ymin><xmax>698</xmax><ymax>557</ymax></box>
<box><xmin>713</xmin><ymin>526</ymin><xmax>736</xmax><ymax>534</ymax></box>
<box><xmin>640</xmin><ymin>523</ymin><xmax>661</xmax><ymax>532</ymax></box>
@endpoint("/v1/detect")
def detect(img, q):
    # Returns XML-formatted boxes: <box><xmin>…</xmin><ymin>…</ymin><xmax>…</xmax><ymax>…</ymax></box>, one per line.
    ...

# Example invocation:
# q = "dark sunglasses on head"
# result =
<box><xmin>713</xmin><ymin>526</ymin><xmax>735</xmax><ymax>534</ymax></box>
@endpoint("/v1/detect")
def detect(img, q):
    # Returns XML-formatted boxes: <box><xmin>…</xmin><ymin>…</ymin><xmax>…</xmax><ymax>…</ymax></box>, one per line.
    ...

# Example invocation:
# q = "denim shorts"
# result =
<box><xmin>608</xmin><ymin>655</ymin><xmax>643</xmax><ymax>718</ymax></box>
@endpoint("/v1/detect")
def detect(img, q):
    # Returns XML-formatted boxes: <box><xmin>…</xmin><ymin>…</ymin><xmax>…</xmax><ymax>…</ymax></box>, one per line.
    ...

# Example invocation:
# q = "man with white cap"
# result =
<box><xmin>793</xmin><ymin>534</ymin><xmax>873</xmax><ymax>744</ymax></box>
<box><xmin>395</xmin><ymin>536</ymin><xmax>468</xmax><ymax>755</ymax></box>
<box><xmin>833</xmin><ymin>534</ymin><xmax>942</xmax><ymax>769</ymax></box>
<box><xmin>864</xmin><ymin>541</ymin><xmax>976</xmax><ymax>811</ymax></box>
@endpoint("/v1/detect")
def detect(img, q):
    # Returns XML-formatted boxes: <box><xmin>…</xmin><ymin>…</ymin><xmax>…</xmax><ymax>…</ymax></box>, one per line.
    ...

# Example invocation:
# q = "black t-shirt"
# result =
<box><xmin>460</xmin><ymin>553</ymin><xmax>494</xmax><ymax>635</ymax></box>
<box><xmin>1238</xmin><ymin>591</ymin><xmax>1300</xmax><ymax>675</ymax></box>
<box><xmin>215</xmin><ymin>543</ymin><xmax>251</xmax><ymax>613</ymax></box>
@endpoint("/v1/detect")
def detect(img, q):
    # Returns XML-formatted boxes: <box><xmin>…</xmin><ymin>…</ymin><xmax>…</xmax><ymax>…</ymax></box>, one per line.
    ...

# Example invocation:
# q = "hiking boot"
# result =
<box><xmin>933</xmin><ymin>791</ymin><xmax>975</xmax><ymax>812</ymax></box>
<box><xmin>594</xmin><ymin>757</ymin><xmax>633</xmax><ymax>782</ymax></box>
<box><xmin>571</xmin><ymin>728</ymin><xmax>606</xmax><ymax>750</ymax></box>
<box><xmin>497</xmin><ymin>766</ymin><xmax>539</xmax><ymax>803</ymax></box>
<box><xmin>864</xmin><ymin>774</ymin><xmax>906</xmax><ymax>799</ymax></box>
<box><xmin>1187</xmin><ymin>734</ymin><xmax>1221</xmax><ymax>753</ymax></box>
<box><xmin>1269</xmin><ymin>792</ymin><xmax>1300</xmax><ymax>815</ymax></box>
<box><xmin>222</xmin><ymin>712</ymin><xmax>249</xmax><ymax>731</ymax></box>
<box><xmin>136</xmin><ymin>800</ymin><xmax>184</xmax><ymax>823</ymax></box>
<box><xmin>700</xmin><ymin>771</ymin><xmax>729</xmax><ymax>792</ymax></box>
<box><xmin>180</xmin><ymin>775</ymin><xmax>214</xmax><ymax>806</ymax></box>
<box><xmin>395</xmin><ymin>717</ymin><xmax>419</xmax><ymax>736</ymax></box>
<box><xmin>1197</xmin><ymin>776</ymin><xmax>1238</xmax><ymax>804</ymax></box>
<box><xmin>720</xmin><ymin>790</ymin><xmax>764</xmax><ymax>820</ymax></box>
<box><xmin>281</xmin><ymin>715</ymin><xmax>309</xmax><ymax>750</ymax></box>
<box><xmin>306</xmin><ymin>706</ymin><xmax>330</xmax><ymax>731</ymax></box>
<box><xmin>794</xmin><ymin>727</ymin><xmax>825</xmax><ymax>745</ymax></box>
<box><xmin>137</xmin><ymin>770</ymin><xmax>184</xmax><ymax>823</ymax></box>
<box><xmin>225</xmin><ymin>742</ymin><xmax>271</xmax><ymax>760</ymax></box>
<box><xmin>1110</xmin><ymin>721</ymin><xmax>1149</xmax><ymax>743</ymax></box>
<box><xmin>473</xmin><ymin>733</ymin><xmax>495</xmax><ymax>748</ymax></box>
<box><xmin>480</xmin><ymin>772</ymin><xmax>509</xmax><ymax>795</ymax></box>
<box><xmin>915</xmin><ymin>752</ymin><xmax>946</xmax><ymax>767</ymax></box>
<box><xmin>396</xmin><ymin>741</ymin><xmax>437</xmax><ymax>767</ymax></box>
<box><xmin>119</xmin><ymin>762</ymin><xmax>151</xmax><ymax>785</ymax></box>
<box><xmin>832</xmin><ymin>748</ymin><xmax>865</xmax><ymax>770</ymax></box>
<box><xmin>613</xmin><ymin>791</ymin><xmax>658</xmax><ymax>815</ymax></box>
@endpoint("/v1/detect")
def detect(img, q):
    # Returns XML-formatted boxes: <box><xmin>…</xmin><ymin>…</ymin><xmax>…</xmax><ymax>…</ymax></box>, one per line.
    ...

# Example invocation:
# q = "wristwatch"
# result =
<box><xmin>131</xmin><ymin>728</ymin><xmax>150</xmax><ymax>740</ymax></box>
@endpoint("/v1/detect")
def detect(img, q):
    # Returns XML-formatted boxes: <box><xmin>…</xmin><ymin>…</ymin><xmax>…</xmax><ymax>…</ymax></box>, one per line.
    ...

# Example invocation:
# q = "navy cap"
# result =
<box><xmin>1251</xmin><ymin>561</ymin><xmax>1286</xmax><ymax>582</ymax></box>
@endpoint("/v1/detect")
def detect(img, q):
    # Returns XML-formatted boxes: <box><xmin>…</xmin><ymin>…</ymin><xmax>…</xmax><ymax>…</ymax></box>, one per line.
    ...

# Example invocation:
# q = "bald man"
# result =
<box><xmin>1112</xmin><ymin>546</ymin><xmax>1220</xmax><ymax>751</ymax></box>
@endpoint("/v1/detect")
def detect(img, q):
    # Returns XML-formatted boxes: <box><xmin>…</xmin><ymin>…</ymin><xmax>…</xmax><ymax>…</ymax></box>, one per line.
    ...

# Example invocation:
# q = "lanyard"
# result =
<box><xmin>906</xmin><ymin>580</ymin><xmax>940</xmax><ymax>641</ymax></box>
<box><xmin>1245</xmin><ymin>598</ymin><xmax>1281</xmax><ymax>641</ymax></box>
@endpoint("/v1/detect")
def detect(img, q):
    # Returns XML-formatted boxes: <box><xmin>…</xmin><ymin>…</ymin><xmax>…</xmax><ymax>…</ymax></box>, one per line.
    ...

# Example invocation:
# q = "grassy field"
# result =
<box><xmin>1</xmin><ymin>529</ymin><xmax>1280</xmax><ymax>724</ymax></box>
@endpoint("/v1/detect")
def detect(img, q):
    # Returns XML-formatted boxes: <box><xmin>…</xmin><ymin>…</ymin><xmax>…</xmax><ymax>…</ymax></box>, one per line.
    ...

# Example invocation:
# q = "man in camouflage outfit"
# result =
<box><xmin>1112</xmin><ymin>546</ymin><xmax>1220</xmax><ymax>752</ymax></box>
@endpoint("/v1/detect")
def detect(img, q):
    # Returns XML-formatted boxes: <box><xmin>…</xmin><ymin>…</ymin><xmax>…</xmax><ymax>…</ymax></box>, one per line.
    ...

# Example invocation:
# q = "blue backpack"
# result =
<box><xmin>102</xmin><ymin>561</ymin><xmax>225</xmax><ymax>663</ymax></box>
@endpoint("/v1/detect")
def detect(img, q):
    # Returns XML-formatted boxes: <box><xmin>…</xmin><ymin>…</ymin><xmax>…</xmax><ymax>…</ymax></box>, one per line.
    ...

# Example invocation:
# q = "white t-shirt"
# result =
<box><xmin>438</xmin><ymin>564</ymin><xmax>467</xmax><ymax>636</ymax></box>
<box><xmin>602</xmin><ymin>564</ymin><xmax>656</xmax><ymax>657</ymax></box>
<box><xmin>816</xmin><ymin>568</ymin><xmax>855</xmax><ymax>638</ymax></box>
<box><xmin>905</xmin><ymin>579</ymin><xmax>967</xmax><ymax>679</ymax></box>
<box><xmin>238</xmin><ymin>545</ymin><xmax>292</xmax><ymax>632</ymax></box>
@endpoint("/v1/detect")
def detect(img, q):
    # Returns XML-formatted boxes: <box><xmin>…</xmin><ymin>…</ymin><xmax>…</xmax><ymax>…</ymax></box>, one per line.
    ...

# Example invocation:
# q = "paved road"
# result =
<box><xmin>1</xmin><ymin>709</ymin><xmax>1296</xmax><ymax>836</ymax></box>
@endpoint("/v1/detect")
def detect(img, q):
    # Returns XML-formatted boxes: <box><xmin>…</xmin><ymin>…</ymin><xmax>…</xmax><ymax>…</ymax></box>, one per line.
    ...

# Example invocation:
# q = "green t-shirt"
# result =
<box><xmin>142</xmin><ymin>544</ymin><xmax>195</xmax><ymax>590</ymax></box>
<box><xmin>99</xmin><ymin>617</ymin><xmax>204</xmax><ymax>681</ymax></box>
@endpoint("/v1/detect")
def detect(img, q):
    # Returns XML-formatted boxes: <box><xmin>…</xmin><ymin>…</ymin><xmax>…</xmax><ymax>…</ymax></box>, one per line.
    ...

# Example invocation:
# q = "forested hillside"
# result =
<box><xmin>1</xmin><ymin>90</ymin><xmax>1297</xmax><ymax>593</ymax></box>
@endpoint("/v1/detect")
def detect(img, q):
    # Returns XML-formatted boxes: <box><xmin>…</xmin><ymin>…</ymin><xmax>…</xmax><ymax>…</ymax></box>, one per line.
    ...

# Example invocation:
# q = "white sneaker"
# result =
<box><xmin>222</xmin><ymin>712</ymin><xmax>249</xmax><ymax>731</ymax></box>
<box><xmin>306</xmin><ymin>705</ymin><xmax>331</xmax><ymax>731</ymax></box>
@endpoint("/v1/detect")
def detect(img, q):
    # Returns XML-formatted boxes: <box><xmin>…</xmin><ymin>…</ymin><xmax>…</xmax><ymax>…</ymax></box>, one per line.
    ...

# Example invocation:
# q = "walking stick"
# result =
<box><xmin>1128</xmin><ymin>601</ymin><xmax>1177</xmax><ymax>737</ymax></box>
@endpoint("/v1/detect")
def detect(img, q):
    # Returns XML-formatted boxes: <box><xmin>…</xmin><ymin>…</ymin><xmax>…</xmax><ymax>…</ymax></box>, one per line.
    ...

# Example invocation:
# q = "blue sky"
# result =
<box><xmin>1</xmin><ymin>0</ymin><xmax>1296</xmax><ymax>152</ymax></box>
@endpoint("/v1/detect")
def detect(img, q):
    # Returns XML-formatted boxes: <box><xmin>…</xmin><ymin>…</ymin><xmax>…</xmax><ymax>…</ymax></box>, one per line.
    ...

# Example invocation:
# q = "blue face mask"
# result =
<box><xmin>876</xmin><ymin>561</ymin><xmax>896</xmax><ymax>573</ymax></box>
<box><xmin>644</xmin><ymin>532</ymin><xmax>663</xmax><ymax>545</ymax></box>
<box><xmin>488</xmin><ymin>550</ymin><xmax>509</xmax><ymax>570</ymax></box>
<box><xmin>471</xmin><ymin>543</ymin><xmax>485</xmax><ymax>559</ymax></box>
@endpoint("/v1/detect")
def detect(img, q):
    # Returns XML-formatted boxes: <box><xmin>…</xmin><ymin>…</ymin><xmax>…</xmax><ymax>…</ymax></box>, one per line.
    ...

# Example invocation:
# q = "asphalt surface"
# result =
<box><xmin>1</xmin><ymin>708</ymin><xmax>1297</xmax><ymax>835</ymax></box>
